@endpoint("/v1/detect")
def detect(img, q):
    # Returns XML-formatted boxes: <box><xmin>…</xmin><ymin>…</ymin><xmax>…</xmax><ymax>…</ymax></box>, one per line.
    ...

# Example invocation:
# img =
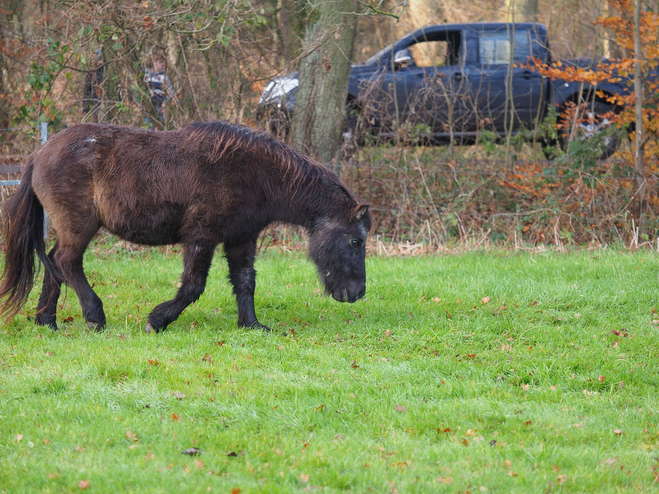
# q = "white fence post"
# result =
<box><xmin>41</xmin><ymin>122</ymin><xmax>48</xmax><ymax>240</ymax></box>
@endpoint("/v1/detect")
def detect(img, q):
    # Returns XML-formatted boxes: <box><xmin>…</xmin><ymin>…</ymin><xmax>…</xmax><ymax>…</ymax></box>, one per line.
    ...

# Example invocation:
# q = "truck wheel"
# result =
<box><xmin>539</xmin><ymin>136</ymin><xmax>560</xmax><ymax>160</ymax></box>
<box><xmin>343</xmin><ymin>100</ymin><xmax>366</xmax><ymax>147</ymax></box>
<box><xmin>265</xmin><ymin>110</ymin><xmax>291</xmax><ymax>140</ymax></box>
<box><xmin>558</xmin><ymin>100</ymin><xmax>620</xmax><ymax>159</ymax></box>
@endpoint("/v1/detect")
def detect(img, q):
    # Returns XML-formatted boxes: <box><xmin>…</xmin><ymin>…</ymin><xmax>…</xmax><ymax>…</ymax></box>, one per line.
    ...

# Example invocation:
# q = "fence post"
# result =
<box><xmin>41</xmin><ymin>122</ymin><xmax>48</xmax><ymax>240</ymax></box>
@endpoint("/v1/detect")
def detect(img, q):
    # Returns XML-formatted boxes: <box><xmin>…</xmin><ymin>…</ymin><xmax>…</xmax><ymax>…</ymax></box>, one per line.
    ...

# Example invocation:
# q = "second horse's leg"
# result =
<box><xmin>145</xmin><ymin>240</ymin><xmax>217</xmax><ymax>333</ymax></box>
<box><xmin>224</xmin><ymin>235</ymin><xmax>270</xmax><ymax>331</ymax></box>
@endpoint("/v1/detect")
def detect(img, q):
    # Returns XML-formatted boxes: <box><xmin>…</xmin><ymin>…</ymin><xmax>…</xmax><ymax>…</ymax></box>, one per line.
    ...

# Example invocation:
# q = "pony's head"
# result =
<box><xmin>308</xmin><ymin>204</ymin><xmax>371</xmax><ymax>303</ymax></box>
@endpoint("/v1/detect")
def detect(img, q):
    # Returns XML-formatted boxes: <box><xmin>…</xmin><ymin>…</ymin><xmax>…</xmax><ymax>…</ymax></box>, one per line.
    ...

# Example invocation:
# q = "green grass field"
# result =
<box><xmin>1</xmin><ymin>244</ymin><xmax>658</xmax><ymax>493</ymax></box>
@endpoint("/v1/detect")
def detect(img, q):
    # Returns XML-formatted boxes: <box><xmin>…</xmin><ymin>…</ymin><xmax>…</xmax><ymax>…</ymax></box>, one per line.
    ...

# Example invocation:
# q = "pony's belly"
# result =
<box><xmin>109</xmin><ymin>225</ymin><xmax>182</xmax><ymax>246</ymax></box>
<box><xmin>103</xmin><ymin>208</ymin><xmax>185</xmax><ymax>246</ymax></box>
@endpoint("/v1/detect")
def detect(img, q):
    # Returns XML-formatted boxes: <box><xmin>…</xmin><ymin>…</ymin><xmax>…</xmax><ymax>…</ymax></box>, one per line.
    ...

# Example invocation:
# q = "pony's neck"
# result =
<box><xmin>267</xmin><ymin>157</ymin><xmax>349</xmax><ymax>230</ymax></box>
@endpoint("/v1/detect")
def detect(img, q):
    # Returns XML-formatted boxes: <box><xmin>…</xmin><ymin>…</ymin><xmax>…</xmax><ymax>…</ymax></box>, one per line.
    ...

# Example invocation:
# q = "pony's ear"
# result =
<box><xmin>352</xmin><ymin>204</ymin><xmax>370</xmax><ymax>221</ymax></box>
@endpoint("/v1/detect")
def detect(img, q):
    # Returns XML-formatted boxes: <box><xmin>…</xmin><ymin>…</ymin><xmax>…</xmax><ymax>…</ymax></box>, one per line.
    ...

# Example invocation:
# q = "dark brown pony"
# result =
<box><xmin>0</xmin><ymin>122</ymin><xmax>371</xmax><ymax>332</ymax></box>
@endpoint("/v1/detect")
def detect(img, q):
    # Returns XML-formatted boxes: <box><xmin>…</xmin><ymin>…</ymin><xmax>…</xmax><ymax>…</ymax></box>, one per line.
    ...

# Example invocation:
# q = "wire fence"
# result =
<box><xmin>0</xmin><ymin>122</ymin><xmax>49</xmax><ymax>238</ymax></box>
<box><xmin>0</xmin><ymin>125</ymin><xmax>655</xmax><ymax>247</ymax></box>
<box><xmin>335</xmin><ymin>146</ymin><xmax>658</xmax><ymax>247</ymax></box>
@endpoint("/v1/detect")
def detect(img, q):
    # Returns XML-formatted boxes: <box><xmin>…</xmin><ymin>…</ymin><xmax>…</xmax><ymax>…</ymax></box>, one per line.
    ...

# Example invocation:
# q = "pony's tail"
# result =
<box><xmin>0</xmin><ymin>158</ymin><xmax>53</xmax><ymax>320</ymax></box>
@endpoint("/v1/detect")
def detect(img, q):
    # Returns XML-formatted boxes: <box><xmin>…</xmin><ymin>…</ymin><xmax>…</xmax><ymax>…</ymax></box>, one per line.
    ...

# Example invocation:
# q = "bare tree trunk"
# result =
<box><xmin>633</xmin><ymin>0</ymin><xmax>647</xmax><ymax>232</ymax></box>
<box><xmin>277</xmin><ymin>0</ymin><xmax>297</xmax><ymax>64</ymax></box>
<box><xmin>290</xmin><ymin>0</ymin><xmax>358</xmax><ymax>174</ymax></box>
<box><xmin>0</xmin><ymin>0</ymin><xmax>25</xmax><ymax>128</ymax></box>
<box><xmin>601</xmin><ymin>0</ymin><xmax>611</xmax><ymax>58</ymax></box>
<box><xmin>505</xmin><ymin>0</ymin><xmax>539</xmax><ymax>22</ymax></box>
<box><xmin>0</xmin><ymin>12</ymin><xmax>8</xmax><ymax>129</ymax></box>
<box><xmin>397</xmin><ymin>0</ymin><xmax>443</xmax><ymax>35</ymax></box>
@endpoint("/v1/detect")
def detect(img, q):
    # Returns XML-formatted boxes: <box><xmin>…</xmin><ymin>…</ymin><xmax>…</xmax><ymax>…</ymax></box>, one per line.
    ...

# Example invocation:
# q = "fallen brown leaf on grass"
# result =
<box><xmin>78</xmin><ymin>480</ymin><xmax>90</xmax><ymax>490</ymax></box>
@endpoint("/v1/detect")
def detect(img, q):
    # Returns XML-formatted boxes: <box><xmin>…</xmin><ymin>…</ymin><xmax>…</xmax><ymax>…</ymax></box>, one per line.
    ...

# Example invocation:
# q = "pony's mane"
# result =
<box><xmin>185</xmin><ymin>121</ymin><xmax>360</xmax><ymax>210</ymax></box>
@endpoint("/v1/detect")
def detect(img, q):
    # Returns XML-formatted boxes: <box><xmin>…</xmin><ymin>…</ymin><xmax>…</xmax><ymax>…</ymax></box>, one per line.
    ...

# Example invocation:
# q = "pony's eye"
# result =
<box><xmin>350</xmin><ymin>238</ymin><xmax>362</xmax><ymax>248</ymax></box>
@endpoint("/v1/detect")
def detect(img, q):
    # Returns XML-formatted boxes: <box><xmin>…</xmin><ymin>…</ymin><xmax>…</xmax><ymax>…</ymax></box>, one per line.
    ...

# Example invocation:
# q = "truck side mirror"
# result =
<box><xmin>393</xmin><ymin>49</ymin><xmax>413</xmax><ymax>70</ymax></box>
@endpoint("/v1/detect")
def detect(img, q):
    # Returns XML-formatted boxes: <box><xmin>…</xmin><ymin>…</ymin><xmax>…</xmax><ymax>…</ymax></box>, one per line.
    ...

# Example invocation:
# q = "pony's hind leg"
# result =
<box><xmin>145</xmin><ymin>240</ymin><xmax>217</xmax><ymax>333</ymax></box>
<box><xmin>35</xmin><ymin>242</ymin><xmax>63</xmax><ymax>330</ymax></box>
<box><xmin>54</xmin><ymin>230</ymin><xmax>106</xmax><ymax>331</ymax></box>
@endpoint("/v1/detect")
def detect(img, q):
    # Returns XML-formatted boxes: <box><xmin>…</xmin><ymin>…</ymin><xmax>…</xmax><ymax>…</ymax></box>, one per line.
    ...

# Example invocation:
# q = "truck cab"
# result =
<box><xmin>258</xmin><ymin>22</ymin><xmax>628</xmax><ymax>152</ymax></box>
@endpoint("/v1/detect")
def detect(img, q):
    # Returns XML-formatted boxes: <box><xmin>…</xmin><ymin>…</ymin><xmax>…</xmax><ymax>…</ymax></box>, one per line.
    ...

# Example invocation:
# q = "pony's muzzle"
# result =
<box><xmin>331</xmin><ymin>281</ymin><xmax>366</xmax><ymax>303</ymax></box>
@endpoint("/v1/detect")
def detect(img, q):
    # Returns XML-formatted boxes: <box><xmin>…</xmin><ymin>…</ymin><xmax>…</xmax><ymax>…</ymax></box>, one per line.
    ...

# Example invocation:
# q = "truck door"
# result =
<box><xmin>469</xmin><ymin>27</ymin><xmax>545</xmax><ymax>132</ymax></box>
<box><xmin>407</xmin><ymin>30</ymin><xmax>474</xmax><ymax>136</ymax></box>
<box><xmin>365</xmin><ymin>29</ymin><xmax>472</xmax><ymax>139</ymax></box>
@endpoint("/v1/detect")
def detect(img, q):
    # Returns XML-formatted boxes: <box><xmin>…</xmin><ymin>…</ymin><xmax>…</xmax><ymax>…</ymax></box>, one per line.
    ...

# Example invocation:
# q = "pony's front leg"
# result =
<box><xmin>224</xmin><ymin>236</ymin><xmax>270</xmax><ymax>331</ymax></box>
<box><xmin>145</xmin><ymin>240</ymin><xmax>216</xmax><ymax>333</ymax></box>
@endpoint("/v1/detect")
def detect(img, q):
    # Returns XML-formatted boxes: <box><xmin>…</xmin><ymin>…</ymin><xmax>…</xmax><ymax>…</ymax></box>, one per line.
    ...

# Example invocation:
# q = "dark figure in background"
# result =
<box><xmin>144</xmin><ymin>54</ymin><xmax>174</xmax><ymax>125</ymax></box>
<box><xmin>82</xmin><ymin>49</ymin><xmax>103</xmax><ymax>122</ymax></box>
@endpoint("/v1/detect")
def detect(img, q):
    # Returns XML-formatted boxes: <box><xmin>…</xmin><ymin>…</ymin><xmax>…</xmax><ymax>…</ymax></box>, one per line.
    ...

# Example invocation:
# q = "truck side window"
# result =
<box><xmin>479</xmin><ymin>30</ymin><xmax>531</xmax><ymax>65</ymax></box>
<box><xmin>407</xmin><ymin>31</ymin><xmax>462</xmax><ymax>67</ymax></box>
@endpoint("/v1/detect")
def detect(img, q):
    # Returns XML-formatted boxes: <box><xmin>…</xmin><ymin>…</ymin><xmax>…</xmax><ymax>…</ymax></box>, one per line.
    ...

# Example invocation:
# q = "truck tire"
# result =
<box><xmin>343</xmin><ymin>99</ymin><xmax>365</xmax><ymax>147</ymax></box>
<box><xmin>558</xmin><ymin>100</ymin><xmax>620</xmax><ymax>159</ymax></box>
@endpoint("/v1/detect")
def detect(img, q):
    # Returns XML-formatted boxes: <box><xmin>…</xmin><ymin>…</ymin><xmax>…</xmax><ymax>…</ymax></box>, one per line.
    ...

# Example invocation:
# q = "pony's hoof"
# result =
<box><xmin>87</xmin><ymin>320</ymin><xmax>106</xmax><ymax>332</ymax></box>
<box><xmin>240</xmin><ymin>321</ymin><xmax>271</xmax><ymax>332</ymax></box>
<box><xmin>36</xmin><ymin>319</ymin><xmax>58</xmax><ymax>331</ymax></box>
<box><xmin>252</xmin><ymin>322</ymin><xmax>271</xmax><ymax>332</ymax></box>
<box><xmin>145</xmin><ymin>321</ymin><xmax>165</xmax><ymax>333</ymax></box>
<box><xmin>35</xmin><ymin>314</ymin><xmax>58</xmax><ymax>331</ymax></box>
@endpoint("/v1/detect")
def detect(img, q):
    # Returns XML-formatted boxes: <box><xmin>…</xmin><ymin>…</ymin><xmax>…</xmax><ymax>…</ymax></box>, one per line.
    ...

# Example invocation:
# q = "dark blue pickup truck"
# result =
<box><xmin>258</xmin><ymin>22</ymin><xmax>631</xmax><ymax>156</ymax></box>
